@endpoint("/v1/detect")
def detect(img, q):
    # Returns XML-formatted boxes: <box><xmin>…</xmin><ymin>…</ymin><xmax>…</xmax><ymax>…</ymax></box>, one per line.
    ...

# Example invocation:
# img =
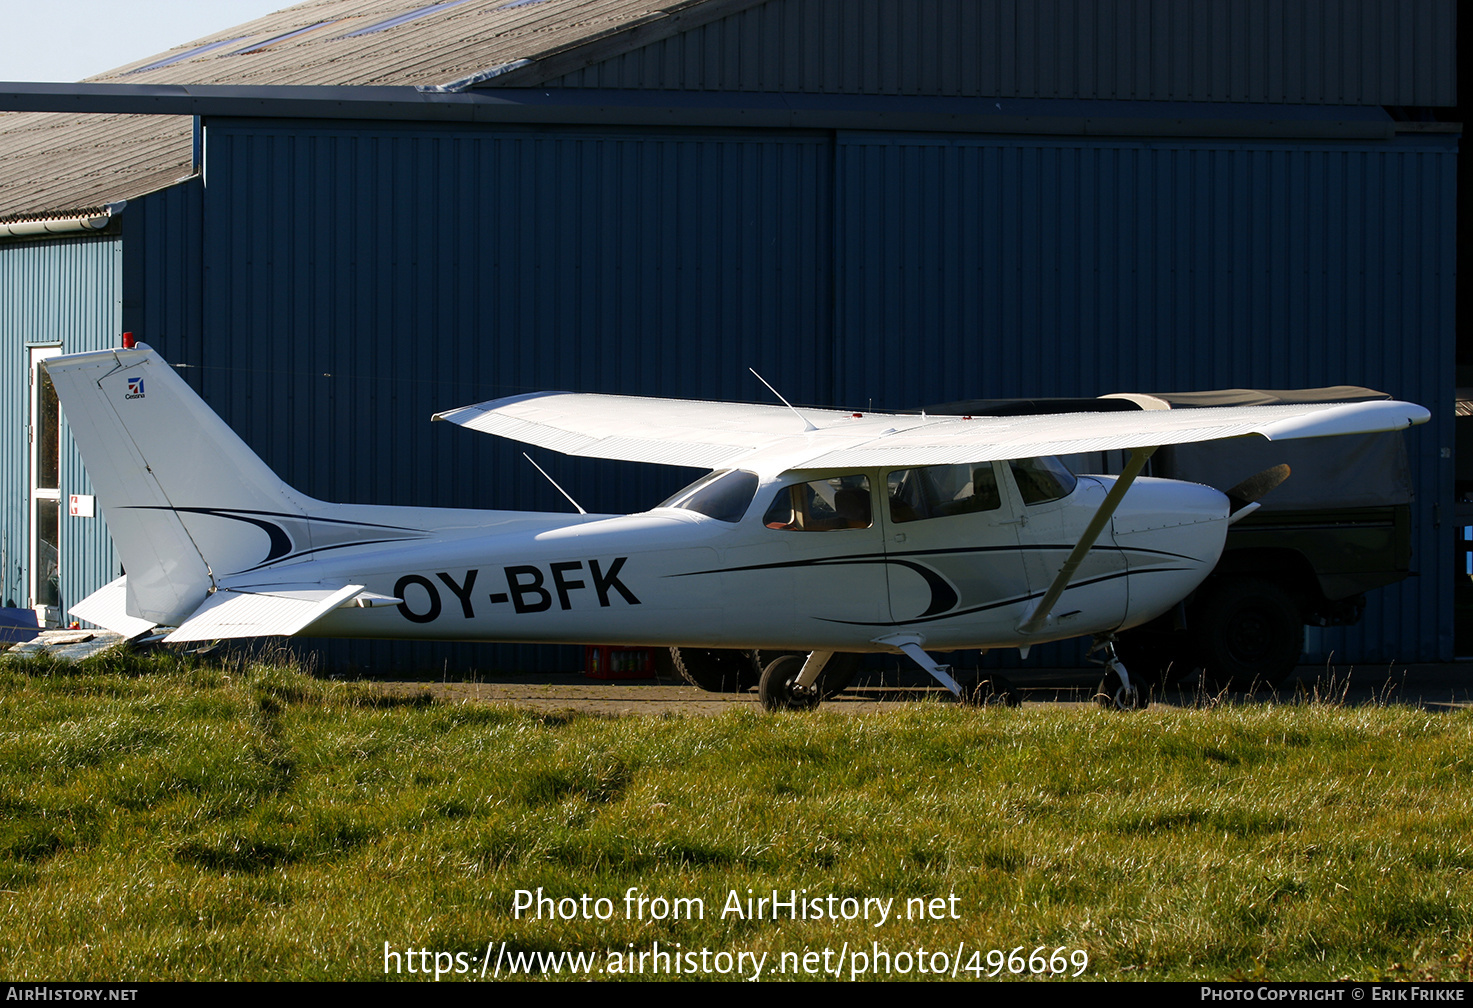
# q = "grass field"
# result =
<box><xmin>1</xmin><ymin>649</ymin><xmax>1471</xmax><ymax>982</ymax></box>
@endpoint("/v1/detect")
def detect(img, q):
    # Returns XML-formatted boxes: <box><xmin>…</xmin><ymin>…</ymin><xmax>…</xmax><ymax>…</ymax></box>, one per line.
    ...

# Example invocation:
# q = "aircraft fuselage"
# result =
<box><xmin>270</xmin><ymin>465</ymin><xmax>1229</xmax><ymax>652</ymax></box>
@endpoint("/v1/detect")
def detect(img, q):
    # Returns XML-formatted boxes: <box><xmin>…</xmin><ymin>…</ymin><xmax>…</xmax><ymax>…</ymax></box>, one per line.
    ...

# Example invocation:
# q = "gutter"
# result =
<box><xmin>0</xmin><ymin>201</ymin><xmax>125</xmax><ymax>238</ymax></box>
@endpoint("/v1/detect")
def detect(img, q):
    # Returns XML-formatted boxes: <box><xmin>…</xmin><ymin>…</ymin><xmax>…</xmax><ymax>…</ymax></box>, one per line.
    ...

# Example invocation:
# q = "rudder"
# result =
<box><xmin>44</xmin><ymin>345</ymin><xmax>314</xmax><ymax>625</ymax></box>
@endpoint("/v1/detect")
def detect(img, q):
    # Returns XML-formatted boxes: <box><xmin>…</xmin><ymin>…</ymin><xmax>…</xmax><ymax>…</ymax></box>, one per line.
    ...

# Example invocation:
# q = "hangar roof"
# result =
<box><xmin>0</xmin><ymin>0</ymin><xmax>1456</xmax><ymax>223</ymax></box>
<box><xmin>0</xmin><ymin>0</ymin><xmax>760</xmax><ymax>221</ymax></box>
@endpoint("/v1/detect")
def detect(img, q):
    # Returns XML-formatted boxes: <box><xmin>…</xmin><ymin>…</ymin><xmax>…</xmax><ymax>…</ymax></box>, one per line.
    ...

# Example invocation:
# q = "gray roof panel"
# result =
<box><xmin>0</xmin><ymin>0</ymin><xmax>739</xmax><ymax>220</ymax></box>
<box><xmin>0</xmin><ymin>0</ymin><xmax>1456</xmax><ymax>221</ymax></box>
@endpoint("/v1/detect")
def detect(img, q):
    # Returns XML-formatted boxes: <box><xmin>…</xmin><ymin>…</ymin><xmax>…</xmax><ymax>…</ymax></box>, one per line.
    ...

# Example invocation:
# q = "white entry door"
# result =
<box><xmin>29</xmin><ymin>347</ymin><xmax>61</xmax><ymax>625</ymax></box>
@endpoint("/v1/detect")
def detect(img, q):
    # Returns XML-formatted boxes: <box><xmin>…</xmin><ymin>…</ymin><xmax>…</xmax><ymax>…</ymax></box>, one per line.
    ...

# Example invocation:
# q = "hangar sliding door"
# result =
<box><xmin>831</xmin><ymin>131</ymin><xmax>1455</xmax><ymax>662</ymax></box>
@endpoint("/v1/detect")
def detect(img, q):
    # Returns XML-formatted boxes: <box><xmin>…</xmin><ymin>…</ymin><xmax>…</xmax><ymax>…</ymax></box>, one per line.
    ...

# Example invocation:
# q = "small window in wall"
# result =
<box><xmin>888</xmin><ymin>463</ymin><xmax>1000</xmax><ymax>523</ymax></box>
<box><xmin>1009</xmin><ymin>456</ymin><xmax>1078</xmax><ymax>505</ymax></box>
<box><xmin>763</xmin><ymin>475</ymin><xmax>872</xmax><ymax>531</ymax></box>
<box><xmin>36</xmin><ymin>365</ymin><xmax>59</xmax><ymax>491</ymax></box>
<box><xmin>34</xmin><ymin>499</ymin><xmax>59</xmax><ymax>609</ymax></box>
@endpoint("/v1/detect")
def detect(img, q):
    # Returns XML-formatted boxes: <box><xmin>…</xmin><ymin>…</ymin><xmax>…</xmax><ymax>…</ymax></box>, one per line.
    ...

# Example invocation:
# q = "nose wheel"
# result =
<box><xmin>1096</xmin><ymin>675</ymin><xmax>1145</xmax><ymax>711</ymax></box>
<box><xmin>1089</xmin><ymin>635</ymin><xmax>1148</xmax><ymax>711</ymax></box>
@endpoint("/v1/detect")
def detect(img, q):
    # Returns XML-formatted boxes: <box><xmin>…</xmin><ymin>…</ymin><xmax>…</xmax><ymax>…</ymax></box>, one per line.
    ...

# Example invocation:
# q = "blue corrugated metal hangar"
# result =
<box><xmin>0</xmin><ymin>0</ymin><xmax>1460</xmax><ymax>673</ymax></box>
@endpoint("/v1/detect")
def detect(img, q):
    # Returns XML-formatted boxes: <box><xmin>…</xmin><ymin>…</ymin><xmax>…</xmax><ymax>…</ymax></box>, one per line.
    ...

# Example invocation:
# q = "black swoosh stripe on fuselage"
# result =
<box><xmin>817</xmin><ymin>566</ymin><xmax>1195</xmax><ymax>627</ymax></box>
<box><xmin>669</xmin><ymin>542</ymin><xmax>1200</xmax><ymax>579</ymax></box>
<box><xmin>123</xmin><ymin>506</ymin><xmax>430</xmax><ymax>571</ymax></box>
<box><xmin>669</xmin><ymin>544</ymin><xmax>1200</xmax><ymax>625</ymax></box>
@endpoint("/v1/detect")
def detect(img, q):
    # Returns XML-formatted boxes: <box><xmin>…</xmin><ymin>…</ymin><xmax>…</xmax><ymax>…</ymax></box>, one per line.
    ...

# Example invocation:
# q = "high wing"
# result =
<box><xmin>434</xmin><ymin>392</ymin><xmax>1430</xmax><ymax>473</ymax></box>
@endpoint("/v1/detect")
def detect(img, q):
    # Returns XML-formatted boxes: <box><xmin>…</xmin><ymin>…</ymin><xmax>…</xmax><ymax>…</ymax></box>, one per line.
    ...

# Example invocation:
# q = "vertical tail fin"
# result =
<box><xmin>44</xmin><ymin>345</ymin><xmax>314</xmax><ymax>625</ymax></box>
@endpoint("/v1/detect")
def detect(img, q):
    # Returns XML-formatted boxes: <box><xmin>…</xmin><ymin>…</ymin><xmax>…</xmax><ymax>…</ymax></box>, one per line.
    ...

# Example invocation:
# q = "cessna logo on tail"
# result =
<box><xmin>124</xmin><ymin>377</ymin><xmax>145</xmax><ymax>399</ymax></box>
<box><xmin>393</xmin><ymin>558</ymin><xmax>640</xmax><ymax>623</ymax></box>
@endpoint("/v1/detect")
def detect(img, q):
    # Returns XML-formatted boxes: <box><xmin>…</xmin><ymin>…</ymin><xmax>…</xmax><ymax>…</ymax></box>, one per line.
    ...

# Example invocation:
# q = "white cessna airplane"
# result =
<box><xmin>46</xmin><ymin>344</ymin><xmax>1428</xmax><ymax>711</ymax></box>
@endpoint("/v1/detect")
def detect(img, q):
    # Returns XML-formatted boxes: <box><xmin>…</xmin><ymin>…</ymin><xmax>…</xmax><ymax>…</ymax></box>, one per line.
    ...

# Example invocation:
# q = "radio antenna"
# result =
<box><xmin>522</xmin><ymin>453</ymin><xmax>587</xmax><ymax>514</ymax></box>
<box><xmin>748</xmin><ymin>368</ymin><xmax>818</xmax><ymax>432</ymax></box>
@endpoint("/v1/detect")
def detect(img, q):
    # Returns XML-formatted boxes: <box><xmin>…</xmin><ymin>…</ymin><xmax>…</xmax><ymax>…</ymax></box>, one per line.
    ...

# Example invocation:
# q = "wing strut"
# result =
<box><xmin>1017</xmin><ymin>445</ymin><xmax>1158</xmax><ymax>635</ymax></box>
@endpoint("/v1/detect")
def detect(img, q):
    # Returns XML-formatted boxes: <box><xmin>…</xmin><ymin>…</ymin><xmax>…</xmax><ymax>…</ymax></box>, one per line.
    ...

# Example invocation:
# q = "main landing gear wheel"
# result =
<box><xmin>758</xmin><ymin>654</ymin><xmax>821</xmax><ymax>712</ymax></box>
<box><xmin>755</xmin><ymin>650</ymin><xmax>860</xmax><ymax>699</ymax></box>
<box><xmin>670</xmin><ymin>647</ymin><xmax>759</xmax><ymax>693</ymax></box>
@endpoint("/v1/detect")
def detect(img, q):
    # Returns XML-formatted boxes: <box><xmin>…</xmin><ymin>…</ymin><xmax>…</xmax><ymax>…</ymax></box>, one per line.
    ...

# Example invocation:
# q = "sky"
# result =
<box><xmin>2</xmin><ymin>0</ymin><xmax>288</xmax><ymax>82</ymax></box>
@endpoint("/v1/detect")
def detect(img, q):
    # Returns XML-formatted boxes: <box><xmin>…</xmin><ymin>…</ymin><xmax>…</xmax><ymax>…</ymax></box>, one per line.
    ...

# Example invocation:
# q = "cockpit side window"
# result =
<box><xmin>763</xmin><ymin>474</ymin><xmax>872</xmax><ymax>531</ymax></box>
<box><xmin>658</xmin><ymin>469</ymin><xmax>760</xmax><ymax>523</ymax></box>
<box><xmin>1008</xmin><ymin>456</ymin><xmax>1078</xmax><ymax>505</ymax></box>
<box><xmin>887</xmin><ymin>463</ymin><xmax>1001</xmax><ymax>523</ymax></box>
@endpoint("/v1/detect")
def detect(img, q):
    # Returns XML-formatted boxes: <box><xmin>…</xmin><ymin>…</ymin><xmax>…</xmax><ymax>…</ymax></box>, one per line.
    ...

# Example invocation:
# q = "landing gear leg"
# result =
<box><xmin>871</xmin><ymin>633</ymin><xmax>970</xmax><ymax>701</ymax></box>
<box><xmin>758</xmin><ymin>650</ymin><xmax>831</xmax><ymax>711</ymax></box>
<box><xmin>1089</xmin><ymin>634</ymin><xmax>1146</xmax><ymax>710</ymax></box>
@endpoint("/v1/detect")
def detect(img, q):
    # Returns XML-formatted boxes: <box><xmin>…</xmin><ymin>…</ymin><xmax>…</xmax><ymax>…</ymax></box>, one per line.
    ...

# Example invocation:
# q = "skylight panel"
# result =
<box><xmin>126</xmin><ymin>38</ymin><xmax>246</xmax><ymax>74</ymax></box>
<box><xmin>231</xmin><ymin>22</ymin><xmax>338</xmax><ymax>55</ymax></box>
<box><xmin>338</xmin><ymin>0</ymin><xmax>472</xmax><ymax>39</ymax></box>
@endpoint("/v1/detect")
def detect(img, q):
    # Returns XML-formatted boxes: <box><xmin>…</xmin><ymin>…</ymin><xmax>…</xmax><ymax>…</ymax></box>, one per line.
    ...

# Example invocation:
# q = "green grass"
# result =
<box><xmin>1</xmin><ymin>649</ymin><xmax>1471</xmax><ymax>981</ymax></box>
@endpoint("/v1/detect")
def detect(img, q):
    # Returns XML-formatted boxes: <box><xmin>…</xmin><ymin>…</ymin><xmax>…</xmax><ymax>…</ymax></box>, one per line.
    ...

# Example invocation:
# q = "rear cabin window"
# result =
<box><xmin>887</xmin><ymin>463</ymin><xmax>1001</xmax><ymax>523</ymax></box>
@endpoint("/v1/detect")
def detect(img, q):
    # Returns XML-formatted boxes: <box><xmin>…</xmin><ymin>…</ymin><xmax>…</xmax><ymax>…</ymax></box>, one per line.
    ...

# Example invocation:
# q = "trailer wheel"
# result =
<box><xmin>1188</xmin><ymin>577</ymin><xmax>1303</xmax><ymax>691</ymax></box>
<box><xmin>670</xmin><ymin>647</ymin><xmax>760</xmax><ymax>693</ymax></box>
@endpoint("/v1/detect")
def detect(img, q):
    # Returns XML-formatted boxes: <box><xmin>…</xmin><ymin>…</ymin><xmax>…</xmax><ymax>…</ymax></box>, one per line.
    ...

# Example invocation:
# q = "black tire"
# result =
<box><xmin>649</xmin><ymin>646</ymin><xmax>678</xmax><ymax>683</ymax></box>
<box><xmin>670</xmin><ymin>647</ymin><xmax>760</xmax><ymax>693</ymax></box>
<box><xmin>1094</xmin><ymin>669</ymin><xmax>1148</xmax><ymax>710</ymax></box>
<box><xmin>1187</xmin><ymin>577</ymin><xmax>1303</xmax><ymax>691</ymax></box>
<box><xmin>758</xmin><ymin>654</ymin><xmax>821</xmax><ymax>712</ymax></box>
<box><xmin>754</xmin><ymin>650</ymin><xmax>860</xmax><ymax>698</ymax></box>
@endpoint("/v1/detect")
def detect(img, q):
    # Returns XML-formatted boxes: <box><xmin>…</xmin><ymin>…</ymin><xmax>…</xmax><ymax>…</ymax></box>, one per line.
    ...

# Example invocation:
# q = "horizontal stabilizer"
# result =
<box><xmin>164</xmin><ymin>583</ymin><xmax>364</xmax><ymax>643</ymax></box>
<box><xmin>435</xmin><ymin>393</ymin><xmax>1430</xmax><ymax>473</ymax></box>
<box><xmin>69</xmin><ymin>577</ymin><xmax>158</xmax><ymax>639</ymax></box>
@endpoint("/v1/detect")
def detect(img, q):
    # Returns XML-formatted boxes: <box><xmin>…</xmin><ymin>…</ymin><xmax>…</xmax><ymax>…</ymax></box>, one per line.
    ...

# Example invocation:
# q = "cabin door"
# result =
<box><xmin>881</xmin><ymin>461</ymin><xmax>1034</xmax><ymax>642</ymax></box>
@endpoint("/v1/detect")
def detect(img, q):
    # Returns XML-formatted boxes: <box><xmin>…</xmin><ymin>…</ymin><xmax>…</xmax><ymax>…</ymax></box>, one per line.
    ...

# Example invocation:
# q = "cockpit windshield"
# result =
<box><xmin>657</xmin><ymin>469</ymin><xmax>760</xmax><ymax>523</ymax></box>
